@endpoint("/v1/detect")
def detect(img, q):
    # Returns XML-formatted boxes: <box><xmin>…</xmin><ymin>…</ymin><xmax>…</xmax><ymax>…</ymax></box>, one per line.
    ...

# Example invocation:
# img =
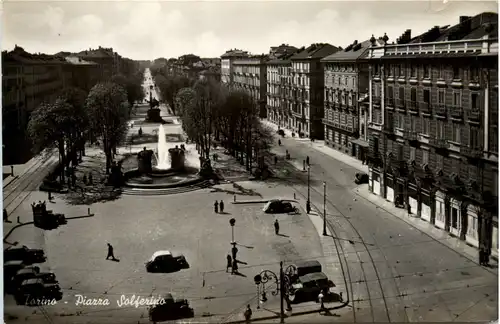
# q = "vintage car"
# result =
<box><xmin>15</xmin><ymin>278</ymin><xmax>63</xmax><ymax>305</ymax></box>
<box><xmin>263</xmin><ymin>200</ymin><xmax>298</xmax><ymax>214</ymax></box>
<box><xmin>354</xmin><ymin>172</ymin><xmax>369</xmax><ymax>185</ymax></box>
<box><xmin>145</xmin><ymin>251</ymin><xmax>189</xmax><ymax>273</ymax></box>
<box><xmin>4</xmin><ymin>246</ymin><xmax>46</xmax><ymax>264</ymax></box>
<box><xmin>148</xmin><ymin>293</ymin><xmax>194</xmax><ymax>323</ymax></box>
<box><xmin>288</xmin><ymin>272</ymin><xmax>335</xmax><ymax>304</ymax></box>
<box><xmin>289</xmin><ymin>260</ymin><xmax>323</xmax><ymax>282</ymax></box>
<box><xmin>11</xmin><ymin>268</ymin><xmax>58</xmax><ymax>291</ymax></box>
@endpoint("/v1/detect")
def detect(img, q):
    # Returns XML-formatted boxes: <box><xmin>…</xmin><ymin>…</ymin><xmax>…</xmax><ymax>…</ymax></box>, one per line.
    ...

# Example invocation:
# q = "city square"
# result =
<box><xmin>3</xmin><ymin>2</ymin><xmax>499</xmax><ymax>323</ymax></box>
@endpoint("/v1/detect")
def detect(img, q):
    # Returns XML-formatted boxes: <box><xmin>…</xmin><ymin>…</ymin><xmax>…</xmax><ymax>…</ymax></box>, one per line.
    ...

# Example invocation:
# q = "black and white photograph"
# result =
<box><xmin>1</xmin><ymin>0</ymin><xmax>499</xmax><ymax>323</ymax></box>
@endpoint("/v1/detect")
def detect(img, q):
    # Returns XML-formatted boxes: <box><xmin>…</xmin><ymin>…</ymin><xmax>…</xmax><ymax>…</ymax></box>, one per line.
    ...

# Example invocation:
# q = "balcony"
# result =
<box><xmin>385</xmin><ymin>98</ymin><xmax>395</xmax><ymax>110</ymax></box>
<box><xmin>430</xmin><ymin>138</ymin><xmax>450</xmax><ymax>153</ymax></box>
<box><xmin>461</xmin><ymin>145</ymin><xmax>483</xmax><ymax>160</ymax></box>
<box><xmin>419</xmin><ymin>102</ymin><xmax>432</xmax><ymax>116</ymax></box>
<box><xmin>466</xmin><ymin>109</ymin><xmax>481</xmax><ymax>124</ymax></box>
<box><xmin>405</xmin><ymin>130</ymin><xmax>419</xmax><ymax>146</ymax></box>
<box><xmin>396</xmin><ymin>99</ymin><xmax>406</xmax><ymax>113</ymax></box>
<box><xmin>367</xmin><ymin>152</ymin><xmax>383</xmax><ymax>168</ymax></box>
<box><xmin>408</xmin><ymin>100</ymin><xmax>419</xmax><ymax>114</ymax></box>
<box><xmin>383</xmin><ymin>122</ymin><xmax>394</xmax><ymax>134</ymax></box>
<box><xmin>373</xmin><ymin>96</ymin><xmax>381</xmax><ymax>106</ymax></box>
<box><xmin>450</xmin><ymin>105</ymin><xmax>464</xmax><ymax>120</ymax></box>
<box><xmin>435</xmin><ymin>104</ymin><xmax>447</xmax><ymax>118</ymax></box>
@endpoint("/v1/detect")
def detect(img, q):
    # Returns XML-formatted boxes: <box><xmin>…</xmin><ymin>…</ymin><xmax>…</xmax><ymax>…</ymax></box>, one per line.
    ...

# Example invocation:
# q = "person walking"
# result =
<box><xmin>278</xmin><ymin>139</ymin><xmax>281</xmax><ymax>146</ymax></box>
<box><xmin>306</xmin><ymin>155</ymin><xmax>310</xmax><ymax>165</ymax></box>
<box><xmin>220</xmin><ymin>200</ymin><xmax>225</xmax><ymax>213</ymax></box>
<box><xmin>226</xmin><ymin>254</ymin><xmax>232</xmax><ymax>272</ymax></box>
<box><xmin>88</xmin><ymin>173</ymin><xmax>93</xmax><ymax>185</ymax></box>
<box><xmin>231</xmin><ymin>245</ymin><xmax>238</xmax><ymax>261</ymax></box>
<box><xmin>274</xmin><ymin>156</ymin><xmax>278</xmax><ymax>165</ymax></box>
<box><xmin>214</xmin><ymin>200</ymin><xmax>219</xmax><ymax>213</ymax></box>
<box><xmin>274</xmin><ymin>219</ymin><xmax>280</xmax><ymax>235</ymax></box>
<box><xmin>232</xmin><ymin>259</ymin><xmax>238</xmax><ymax>274</ymax></box>
<box><xmin>244</xmin><ymin>305</ymin><xmax>252</xmax><ymax>323</ymax></box>
<box><xmin>3</xmin><ymin>208</ymin><xmax>10</xmax><ymax>223</ymax></box>
<box><xmin>318</xmin><ymin>289</ymin><xmax>325</xmax><ymax>312</ymax></box>
<box><xmin>106</xmin><ymin>243</ymin><xmax>116</xmax><ymax>260</ymax></box>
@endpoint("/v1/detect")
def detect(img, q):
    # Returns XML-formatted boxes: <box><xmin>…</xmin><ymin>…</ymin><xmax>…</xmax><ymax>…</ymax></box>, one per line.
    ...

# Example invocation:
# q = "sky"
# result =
<box><xmin>2</xmin><ymin>0</ymin><xmax>498</xmax><ymax>60</ymax></box>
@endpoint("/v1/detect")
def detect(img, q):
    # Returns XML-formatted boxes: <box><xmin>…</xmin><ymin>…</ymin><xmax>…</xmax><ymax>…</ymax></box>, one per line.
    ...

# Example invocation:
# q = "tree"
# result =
<box><xmin>111</xmin><ymin>74</ymin><xmax>145</xmax><ymax>114</ymax></box>
<box><xmin>86</xmin><ymin>82</ymin><xmax>129</xmax><ymax>173</ymax></box>
<box><xmin>57</xmin><ymin>87</ymin><xmax>89</xmax><ymax>164</ymax></box>
<box><xmin>27</xmin><ymin>99</ymin><xmax>81</xmax><ymax>182</ymax></box>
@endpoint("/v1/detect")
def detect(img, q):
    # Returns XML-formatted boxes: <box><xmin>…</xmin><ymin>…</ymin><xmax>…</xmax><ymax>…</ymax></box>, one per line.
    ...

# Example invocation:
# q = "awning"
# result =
<box><xmin>351</xmin><ymin>139</ymin><xmax>369</xmax><ymax>147</ymax></box>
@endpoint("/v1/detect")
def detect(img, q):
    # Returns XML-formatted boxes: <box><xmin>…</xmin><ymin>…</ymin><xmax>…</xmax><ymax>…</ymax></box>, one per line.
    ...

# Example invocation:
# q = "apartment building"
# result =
<box><xmin>269</xmin><ymin>44</ymin><xmax>298</xmax><ymax>60</ymax></box>
<box><xmin>2</xmin><ymin>46</ymin><xmax>71</xmax><ymax>164</ymax></box>
<box><xmin>365</xmin><ymin>13</ymin><xmax>498</xmax><ymax>258</ymax></box>
<box><xmin>322</xmin><ymin>39</ymin><xmax>375</xmax><ymax>161</ymax></box>
<box><xmin>232</xmin><ymin>55</ymin><xmax>269</xmax><ymax>118</ymax></box>
<box><xmin>289</xmin><ymin>43</ymin><xmax>340</xmax><ymax>139</ymax></box>
<box><xmin>64</xmin><ymin>56</ymin><xmax>102</xmax><ymax>92</ymax></box>
<box><xmin>266</xmin><ymin>53</ymin><xmax>295</xmax><ymax>129</ymax></box>
<box><xmin>220</xmin><ymin>49</ymin><xmax>249</xmax><ymax>84</ymax></box>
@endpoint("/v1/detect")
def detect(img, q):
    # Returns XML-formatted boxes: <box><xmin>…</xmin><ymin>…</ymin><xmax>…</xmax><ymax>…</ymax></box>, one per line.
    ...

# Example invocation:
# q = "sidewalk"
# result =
<box><xmin>354</xmin><ymin>185</ymin><xmax>498</xmax><ymax>273</ymax></box>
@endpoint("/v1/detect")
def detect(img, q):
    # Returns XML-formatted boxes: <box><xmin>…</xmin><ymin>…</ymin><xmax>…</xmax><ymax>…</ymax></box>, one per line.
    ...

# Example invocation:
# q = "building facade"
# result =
<box><xmin>232</xmin><ymin>55</ymin><xmax>269</xmax><ymax>118</ymax></box>
<box><xmin>366</xmin><ymin>13</ymin><xmax>498</xmax><ymax>258</ymax></box>
<box><xmin>2</xmin><ymin>46</ymin><xmax>70</xmax><ymax>164</ymax></box>
<box><xmin>269</xmin><ymin>44</ymin><xmax>298</xmax><ymax>60</ymax></box>
<box><xmin>322</xmin><ymin>39</ymin><xmax>374</xmax><ymax>161</ymax></box>
<box><xmin>220</xmin><ymin>49</ymin><xmax>249</xmax><ymax>84</ymax></box>
<box><xmin>266</xmin><ymin>55</ymin><xmax>294</xmax><ymax>129</ymax></box>
<box><xmin>289</xmin><ymin>43</ymin><xmax>340</xmax><ymax>139</ymax></box>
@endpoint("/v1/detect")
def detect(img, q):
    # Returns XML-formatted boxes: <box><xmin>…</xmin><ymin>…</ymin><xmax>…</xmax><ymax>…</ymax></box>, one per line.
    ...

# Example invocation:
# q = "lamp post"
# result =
<box><xmin>229</xmin><ymin>218</ymin><xmax>236</xmax><ymax>244</ymax></box>
<box><xmin>323</xmin><ymin>181</ymin><xmax>327</xmax><ymax>236</ymax></box>
<box><xmin>306</xmin><ymin>165</ymin><xmax>311</xmax><ymax>214</ymax></box>
<box><xmin>253</xmin><ymin>262</ymin><xmax>295</xmax><ymax>323</ymax></box>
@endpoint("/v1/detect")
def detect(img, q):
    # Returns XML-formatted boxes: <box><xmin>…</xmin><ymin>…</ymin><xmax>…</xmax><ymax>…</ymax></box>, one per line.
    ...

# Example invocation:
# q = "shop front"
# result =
<box><xmin>491</xmin><ymin>217</ymin><xmax>498</xmax><ymax>260</ymax></box>
<box><xmin>385</xmin><ymin>174</ymin><xmax>395</xmax><ymax>203</ymax></box>
<box><xmin>465</xmin><ymin>204</ymin><xmax>480</xmax><ymax>248</ymax></box>
<box><xmin>434</xmin><ymin>191</ymin><xmax>447</xmax><ymax>230</ymax></box>
<box><xmin>371</xmin><ymin>170</ymin><xmax>381</xmax><ymax>196</ymax></box>
<box><xmin>449</xmin><ymin>198</ymin><xmax>462</xmax><ymax>237</ymax></box>
<box><xmin>407</xmin><ymin>182</ymin><xmax>419</xmax><ymax>216</ymax></box>
<box><xmin>420</xmin><ymin>187</ymin><xmax>432</xmax><ymax>223</ymax></box>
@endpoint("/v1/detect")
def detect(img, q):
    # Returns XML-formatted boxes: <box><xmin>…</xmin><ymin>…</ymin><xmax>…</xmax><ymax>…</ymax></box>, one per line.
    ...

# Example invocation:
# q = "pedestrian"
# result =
<box><xmin>306</xmin><ymin>155</ymin><xmax>310</xmax><ymax>165</ymax></box>
<box><xmin>274</xmin><ymin>156</ymin><xmax>278</xmax><ymax>165</ymax></box>
<box><xmin>244</xmin><ymin>305</ymin><xmax>252</xmax><ymax>323</ymax></box>
<box><xmin>278</xmin><ymin>139</ymin><xmax>281</xmax><ymax>146</ymax></box>
<box><xmin>88</xmin><ymin>173</ymin><xmax>93</xmax><ymax>185</ymax></box>
<box><xmin>220</xmin><ymin>200</ymin><xmax>225</xmax><ymax>213</ymax></box>
<box><xmin>214</xmin><ymin>200</ymin><xmax>219</xmax><ymax>213</ymax></box>
<box><xmin>138</xmin><ymin>127</ymin><xmax>143</xmax><ymax>137</ymax></box>
<box><xmin>226</xmin><ymin>254</ymin><xmax>232</xmax><ymax>272</ymax></box>
<box><xmin>232</xmin><ymin>259</ymin><xmax>238</xmax><ymax>274</ymax></box>
<box><xmin>274</xmin><ymin>219</ymin><xmax>280</xmax><ymax>235</ymax></box>
<box><xmin>318</xmin><ymin>289</ymin><xmax>325</xmax><ymax>312</ymax></box>
<box><xmin>106</xmin><ymin>243</ymin><xmax>116</xmax><ymax>260</ymax></box>
<box><xmin>3</xmin><ymin>208</ymin><xmax>9</xmax><ymax>223</ymax></box>
<box><xmin>82</xmin><ymin>174</ymin><xmax>88</xmax><ymax>185</ymax></box>
<box><xmin>231</xmin><ymin>245</ymin><xmax>238</xmax><ymax>261</ymax></box>
<box><xmin>48</xmin><ymin>191</ymin><xmax>52</xmax><ymax>201</ymax></box>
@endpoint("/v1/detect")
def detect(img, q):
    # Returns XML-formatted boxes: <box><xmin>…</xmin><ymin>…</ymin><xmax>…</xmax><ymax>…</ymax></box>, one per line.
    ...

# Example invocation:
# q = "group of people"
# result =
<box><xmin>82</xmin><ymin>173</ymin><xmax>94</xmax><ymax>186</ymax></box>
<box><xmin>214</xmin><ymin>200</ymin><xmax>225</xmax><ymax>213</ymax></box>
<box><xmin>226</xmin><ymin>244</ymin><xmax>239</xmax><ymax>274</ymax></box>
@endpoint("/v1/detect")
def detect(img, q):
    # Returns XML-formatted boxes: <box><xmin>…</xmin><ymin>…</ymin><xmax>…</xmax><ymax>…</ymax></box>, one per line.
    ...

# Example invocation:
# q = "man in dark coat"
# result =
<box><xmin>232</xmin><ymin>259</ymin><xmax>238</xmax><ymax>274</ymax></box>
<box><xmin>274</xmin><ymin>219</ymin><xmax>280</xmax><ymax>235</ymax></box>
<box><xmin>214</xmin><ymin>201</ymin><xmax>219</xmax><ymax>213</ymax></box>
<box><xmin>220</xmin><ymin>200</ymin><xmax>225</xmax><ymax>213</ymax></box>
<box><xmin>231</xmin><ymin>245</ymin><xmax>238</xmax><ymax>261</ymax></box>
<box><xmin>106</xmin><ymin>243</ymin><xmax>116</xmax><ymax>260</ymax></box>
<box><xmin>226</xmin><ymin>254</ymin><xmax>232</xmax><ymax>272</ymax></box>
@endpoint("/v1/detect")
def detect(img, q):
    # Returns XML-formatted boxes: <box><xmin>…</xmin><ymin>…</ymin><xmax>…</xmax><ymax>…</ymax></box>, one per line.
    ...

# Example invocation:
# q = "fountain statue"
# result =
<box><xmin>137</xmin><ymin>147</ymin><xmax>154</xmax><ymax>174</ymax></box>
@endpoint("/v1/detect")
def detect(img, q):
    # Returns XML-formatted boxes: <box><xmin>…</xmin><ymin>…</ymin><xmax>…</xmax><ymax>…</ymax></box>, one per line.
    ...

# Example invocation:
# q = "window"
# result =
<box><xmin>395</xmin><ymin>65</ymin><xmax>400</xmax><ymax>76</ymax></box>
<box><xmin>424</xmin><ymin>65</ymin><xmax>431</xmax><ymax>78</ymax></box>
<box><xmin>438</xmin><ymin>90</ymin><xmax>445</xmax><ymax>104</ymax></box>
<box><xmin>373</xmin><ymin>137</ymin><xmax>379</xmax><ymax>153</ymax></box>
<box><xmin>410</xmin><ymin>118</ymin><xmax>416</xmax><ymax>131</ymax></box>
<box><xmin>471</xmin><ymin>93</ymin><xmax>479</xmax><ymax>110</ymax></box>
<box><xmin>452</xmin><ymin>124</ymin><xmax>461</xmax><ymax>143</ymax></box>
<box><xmin>421</xmin><ymin>118</ymin><xmax>430</xmax><ymax>135</ymax></box>
<box><xmin>399</xmin><ymin>87</ymin><xmax>405</xmax><ymax>99</ymax></box>
<box><xmin>387</xmin><ymin>86</ymin><xmax>394</xmax><ymax>99</ymax></box>
<box><xmin>423</xmin><ymin>89</ymin><xmax>430</xmax><ymax>103</ymax></box>
<box><xmin>438</xmin><ymin>122</ymin><xmax>446</xmax><ymax>139</ymax></box>
<box><xmin>422</xmin><ymin>150</ymin><xmax>429</xmax><ymax>164</ymax></box>
<box><xmin>397</xmin><ymin>114</ymin><xmax>405</xmax><ymax>129</ymax></box>
<box><xmin>400</xmin><ymin>64</ymin><xmax>405</xmax><ymax>76</ymax></box>
<box><xmin>436</xmin><ymin>155</ymin><xmax>444</xmax><ymax>168</ymax></box>
<box><xmin>410</xmin><ymin>88</ymin><xmax>417</xmax><ymax>102</ymax></box>
<box><xmin>451</xmin><ymin>208</ymin><xmax>458</xmax><ymax>229</ymax></box>
<box><xmin>390</xmin><ymin>65</ymin><xmax>394</xmax><ymax>76</ymax></box>
<box><xmin>470</xmin><ymin>126</ymin><xmax>480</xmax><ymax>147</ymax></box>
<box><xmin>453</xmin><ymin>92</ymin><xmax>461</xmax><ymax>106</ymax></box>
<box><xmin>410</xmin><ymin>65</ymin><xmax>417</xmax><ymax>77</ymax></box>
<box><xmin>453</xmin><ymin>66</ymin><xmax>461</xmax><ymax>80</ymax></box>
<box><xmin>397</xmin><ymin>144</ymin><xmax>404</xmax><ymax>159</ymax></box>
<box><xmin>374</xmin><ymin>65</ymin><xmax>380</xmax><ymax>75</ymax></box>
<box><xmin>438</xmin><ymin>65</ymin><xmax>445</xmax><ymax>79</ymax></box>
<box><xmin>470</xmin><ymin>65</ymin><xmax>479</xmax><ymax>82</ymax></box>
<box><xmin>410</xmin><ymin>147</ymin><xmax>416</xmax><ymax>161</ymax></box>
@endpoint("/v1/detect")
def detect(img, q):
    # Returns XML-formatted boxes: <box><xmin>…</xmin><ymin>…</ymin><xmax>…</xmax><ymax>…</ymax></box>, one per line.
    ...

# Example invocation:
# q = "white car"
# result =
<box><xmin>145</xmin><ymin>251</ymin><xmax>189</xmax><ymax>273</ymax></box>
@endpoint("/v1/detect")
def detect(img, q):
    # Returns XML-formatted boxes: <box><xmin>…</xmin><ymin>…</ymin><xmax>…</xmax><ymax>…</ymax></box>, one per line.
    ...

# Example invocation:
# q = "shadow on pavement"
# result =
<box><xmin>210</xmin><ymin>183</ymin><xmax>263</xmax><ymax>198</ymax></box>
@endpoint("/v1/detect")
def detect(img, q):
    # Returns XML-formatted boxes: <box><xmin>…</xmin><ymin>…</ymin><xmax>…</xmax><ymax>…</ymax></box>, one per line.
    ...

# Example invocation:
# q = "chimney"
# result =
<box><xmin>459</xmin><ymin>16</ymin><xmax>471</xmax><ymax>24</ymax></box>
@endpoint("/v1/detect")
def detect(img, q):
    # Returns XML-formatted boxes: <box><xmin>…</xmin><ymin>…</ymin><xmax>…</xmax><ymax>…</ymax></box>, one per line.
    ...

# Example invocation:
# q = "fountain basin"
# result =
<box><xmin>123</xmin><ymin>167</ymin><xmax>204</xmax><ymax>189</ymax></box>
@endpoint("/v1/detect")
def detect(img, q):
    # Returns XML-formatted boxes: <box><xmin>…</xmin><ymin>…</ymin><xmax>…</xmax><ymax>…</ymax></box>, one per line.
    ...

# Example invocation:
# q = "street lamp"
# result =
<box><xmin>253</xmin><ymin>261</ymin><xmax>295</xmax><ymax>323</ymax></box>
<box><xmin>229</xmin><ymin>218</ymin><xmax>236</xmax><ymax>244</ymax></box>
<box><xmin>323</xmin><ymin>181</ymin><xmax>327</xmax><ymax>236</ymax></box>
<box><xmin>306</xmin><ymin>165</ymin><xmax>311</xmax><ymax>214</ymax></box>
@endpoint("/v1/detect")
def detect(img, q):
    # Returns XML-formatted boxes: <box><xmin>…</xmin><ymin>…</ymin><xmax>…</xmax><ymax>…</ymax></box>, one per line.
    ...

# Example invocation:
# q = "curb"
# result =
<box><xmin>226</xmin><ymin>301</ymin><xmax>349</xmax><ymax>324</ymax></box>
<box><xmin>231</xmin><ymin>200</ymin><xmax>268</xmax><ymax>205</ymax></box>
<box><xmin>3</xmin><ymin>221</ymin><xmax>34</xmax><ymax>242</ymax></box>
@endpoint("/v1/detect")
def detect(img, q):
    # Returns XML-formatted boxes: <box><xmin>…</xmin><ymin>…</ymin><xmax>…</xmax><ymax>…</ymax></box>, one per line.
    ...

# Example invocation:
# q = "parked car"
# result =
<box><xmin>288</xmin><ymin>272</ymin><xmax>335</xmax><ymax>304</ymax></box>
<box><xmin>289</xmin><ymin>260</ymin><xmax>322</xmax><ymax>282</ymax></box>
<box><xmin>4</xmin><ymin>245</ymin><xmax>46</xmax><ymax>264</ymax></box>
<box><xmin>15</xmin><ymin>278</ymin><xmax>63</xmax><ymax>305</ymax></box>
<box><xmin>263</xmin><ymin>200</ymin><xmax>299</xmax><ymax>214</ymax></box>
<box><xmin>148</xmin><ymin>293</ymin><xmax>194</xmax><ymax>323</ymax></box>
<box><xmin>354</xmin><ymin>172</ymin><xmax>369</xmax><ymax>185</ymax></box>
<box><xmin>11</xmin><ymin>268</ymin><xmax>58</xmax><ymax>291</ymax></box>
<box><xmin>145</xmin><ymin>251</ymin><xmax>189</xmax><ymax>273</ymax></box>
